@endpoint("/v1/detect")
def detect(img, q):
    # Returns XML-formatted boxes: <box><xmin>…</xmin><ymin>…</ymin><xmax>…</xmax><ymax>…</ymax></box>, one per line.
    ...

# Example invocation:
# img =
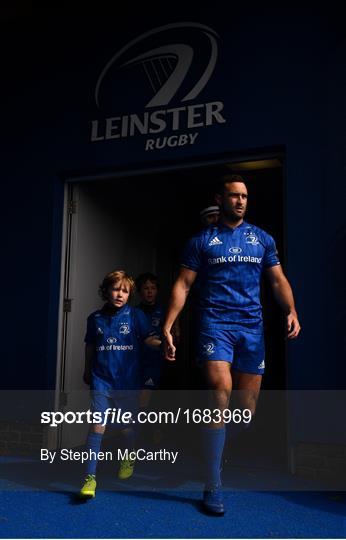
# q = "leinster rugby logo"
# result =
<box><xmin>229</xmin><ymin>247</ymin><xmax>242</xmax><ymax>254</ymax></box>
<box><xmin>95</xmin><ymin>22</ymin><xmax>219</xmax><ymax>109</ymax></box>
<box><xmin>245</xmin><ymin>232</ymin><xmax>259</xmax><ymax>245</ymax></box>
<box><xmin>119</xmin><ymin>324</ymin><xmax>130</xmax><ymax>335</ymax></box>
<box><xmin>107</xmin><ymin>337</ymin><xmax>117</xmax><ymax>344</ymax></box>
<box><xmin>90</xmin><ymin>23</ymin><xmax>226</xmax><ymax>152</ymax></box>
<box><xmin>204</xmin><ymin>342</ymin><xmax>215</xmax><ymax>355</ymax></box>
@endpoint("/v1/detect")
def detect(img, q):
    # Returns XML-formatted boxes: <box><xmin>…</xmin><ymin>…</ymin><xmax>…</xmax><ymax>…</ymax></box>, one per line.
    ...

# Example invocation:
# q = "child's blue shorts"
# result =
<box><xmin>141</xmin><ymin>363</ymin><xmax>163</xmax><ymax>390</ymax></box>
<box><xmin>140</xmin><ymin>349</ymin><xmax>163</xmax><ymax>390</ymax></box>
<box><xmin>197</xmin><ymin>326</ymin><xmax>265</xmax><ymax>375</ymax></box>
<box><xmin>90</xmin><ymin>391</ymin><xmax>139</xmax><ymax>429</ymax></box>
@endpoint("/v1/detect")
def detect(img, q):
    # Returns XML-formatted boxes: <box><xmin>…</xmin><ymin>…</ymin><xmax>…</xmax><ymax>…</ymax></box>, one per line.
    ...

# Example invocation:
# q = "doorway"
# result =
<box><xmin>55</xmin><ymin>157</ymin><xmax>287</xmax><ymax>469</ymax></box>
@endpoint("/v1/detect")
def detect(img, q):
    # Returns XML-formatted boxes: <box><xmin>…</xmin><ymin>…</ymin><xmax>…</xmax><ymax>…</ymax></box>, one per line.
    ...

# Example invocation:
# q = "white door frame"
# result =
<box><xmin>52</xmin><ymin>150</ymin><xmax>286</xmax><ymax>451</ymax></box>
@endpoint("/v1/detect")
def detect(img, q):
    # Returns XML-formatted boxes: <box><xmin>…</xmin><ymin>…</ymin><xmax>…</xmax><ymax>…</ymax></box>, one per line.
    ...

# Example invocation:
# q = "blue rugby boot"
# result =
<box><xmin>202</xmin><ymin>484</ymin><xmax>225</xmax><ymax>516</ymax></box>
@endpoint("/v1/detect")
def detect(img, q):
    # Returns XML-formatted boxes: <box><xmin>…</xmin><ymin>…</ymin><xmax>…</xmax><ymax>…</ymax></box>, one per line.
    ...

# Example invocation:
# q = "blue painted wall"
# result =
<box><xmin>2</xmin><ymin>8</ymin><xmax>345</xmax><ymax>442</ymax></box>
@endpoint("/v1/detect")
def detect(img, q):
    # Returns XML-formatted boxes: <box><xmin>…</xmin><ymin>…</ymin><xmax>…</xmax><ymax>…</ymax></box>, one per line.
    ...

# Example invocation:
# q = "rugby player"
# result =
<box><xmin>162</xmin><ymin>174</ymin><xmax>300</xmax><ymax>515</ymax></box>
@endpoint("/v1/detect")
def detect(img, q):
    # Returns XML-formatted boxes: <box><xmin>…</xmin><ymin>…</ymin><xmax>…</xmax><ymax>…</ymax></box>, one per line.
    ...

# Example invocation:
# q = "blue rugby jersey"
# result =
<box><xmin>137</xmin><ymin>303</ymin><xmax>164</xmax><ymax>335</ymax></box>
<box><xmin>181</xmin><ymin>221</ymin><xmax>280</xmax><ymax>330</ymax></box>
<box><xmin>137</xmin><ymin>303</ymin><xmax>164</xmax><ymax>367</ymax></box>
<box><xmin>85</xmin><ymin>304</ymin><xmax>153</xmax><ymax>393</ymax></box>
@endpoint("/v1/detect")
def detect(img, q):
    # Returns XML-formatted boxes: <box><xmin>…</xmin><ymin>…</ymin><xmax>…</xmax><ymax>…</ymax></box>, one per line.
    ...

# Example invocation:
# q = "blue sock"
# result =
<box><xmin>85</xmin><ymin>432</ymin><xmax>103</xmax><ymax>475</ymax></box>
<box><xmin>201</xmin><ymin>426</ymin><xmax>226</xmax><ymax>488</ymax></box>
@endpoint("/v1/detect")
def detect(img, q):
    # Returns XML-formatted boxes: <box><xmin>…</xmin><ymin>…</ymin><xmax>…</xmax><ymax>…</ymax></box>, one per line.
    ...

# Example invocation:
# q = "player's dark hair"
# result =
<box><xmin>99</xmin><ymin>270</ymin><xmax>135</xmax><ymax>301</ymax></box>
<box><xmin>135</xmin><ymin>272</ymin><xmax>159</xmax><ymax>292</ymax></box>
<box><xmin>215</xmin><ymin>174</ymin><xmax>247</xmax><ymax>195</ymax></box>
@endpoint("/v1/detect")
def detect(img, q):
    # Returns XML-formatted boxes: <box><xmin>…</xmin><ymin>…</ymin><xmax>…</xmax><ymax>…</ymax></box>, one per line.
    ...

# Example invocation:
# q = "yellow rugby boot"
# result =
<box><xmin>118</xmin><ymin>454</ymin><xmax>136</xmax><ymax>479</ymax></box>
<box><xmin>79</xmin><ymin>474</ymin><xmax>96</xmax><ymax>498</ymax></box>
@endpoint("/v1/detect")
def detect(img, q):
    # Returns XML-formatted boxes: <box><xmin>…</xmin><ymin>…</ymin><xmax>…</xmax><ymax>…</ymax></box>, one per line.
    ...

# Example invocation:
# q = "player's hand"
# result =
<box><xmin>162</xmin><ymin>330</ymin><xmax>176</xmax><ymax>361</ymax></box>
<box><xmin>286</xmin><ymin>312</ymin><xmax>301</xmax><ymax>339</ymax></box>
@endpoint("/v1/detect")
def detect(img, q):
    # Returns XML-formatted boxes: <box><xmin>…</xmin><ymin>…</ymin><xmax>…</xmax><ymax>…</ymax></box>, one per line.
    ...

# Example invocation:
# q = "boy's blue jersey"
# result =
<box><xmin>181</xmin><ymin>221</ymin><xmax>280</xmax><ymax>331</ymax></box>
<box><xmin>138</xmin><ymin>303</ymin><xmax>164</xmax><ymax>337</ymax></box>
<box><xmin>85</xmin><ymin>304</ymin><xmax>153</xmax><ymax>394</ymax></box>
<box><xmin>137</xmin><ymin>303</ymin><xmax>164</xmax><ymax>366</ymax></box>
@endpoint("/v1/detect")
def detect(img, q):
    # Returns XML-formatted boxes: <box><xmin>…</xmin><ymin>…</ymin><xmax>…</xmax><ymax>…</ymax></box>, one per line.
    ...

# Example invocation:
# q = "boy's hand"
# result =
<box><xmin>145</xmin><ymin>335</ymin><xmax>161</xmax><ymax>349</ymax></box>
<box><xmin>163</xmin><ymin>330</ymin><xmax>176</xmax><ymax>362</ymax></box>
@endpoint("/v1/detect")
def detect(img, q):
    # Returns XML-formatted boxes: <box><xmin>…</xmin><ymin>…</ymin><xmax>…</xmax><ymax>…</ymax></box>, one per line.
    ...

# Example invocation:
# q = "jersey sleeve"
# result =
<box><xmin>133</xmin><ymin>308</ymin><xmax>155</xmax><ymax>340</ymax></box>
<box><xmin>84</xmin><ymin>314</ymin><xmax>96</xmax><ymax>344</ymax></box>
<box><xmin>263</xmin><ymin>235</ymin><xmax>281</xmax><ymax>268</ymax></box>
<box><xmin>180</xmin><ymin>234</ymin><xmax>203</xmax><ymax>272</ymax></box>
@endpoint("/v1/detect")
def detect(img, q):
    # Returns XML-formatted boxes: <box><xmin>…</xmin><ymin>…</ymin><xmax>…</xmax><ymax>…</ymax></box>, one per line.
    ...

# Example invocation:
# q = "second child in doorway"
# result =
<box><xmin>136</xmin><ymin>272</ymin><xmax>179</xmax><ymax>445</ymax></box>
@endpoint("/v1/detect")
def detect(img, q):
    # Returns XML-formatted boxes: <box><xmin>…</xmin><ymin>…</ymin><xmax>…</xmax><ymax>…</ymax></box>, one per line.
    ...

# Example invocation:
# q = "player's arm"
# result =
<box><xmin>265</xmin><ymin>265</ymin><xmax>301</xmax><ymax>339</ymax></box>
<box><xmin>162</xmin><ymin>267</ymin><xmax>197</xmax><ymax>360</ymax></box>
<box><xmin>83</xmin><ymin>344</ymin><xmax>96</xmax><ymax>385</ymax></box>
<box><xmin>171</xmin><ymin>316</ymin><xmax>181</xmax><ymax>345</ymax></box>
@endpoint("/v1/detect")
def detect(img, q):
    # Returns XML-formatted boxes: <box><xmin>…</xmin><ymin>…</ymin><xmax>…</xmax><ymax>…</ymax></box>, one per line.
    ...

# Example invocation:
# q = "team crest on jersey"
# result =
<box><xmin>96</xmin><ymin>327</ymin><xmax>104</xmax><ymax>335</ymax></box>
<box><xmin>107</xmin><ymin>337</ymin><xmax>117</xmax><ymax>344</ymax></box>
<box><xmin>204</xmin><ymin>342</ymin><xmax>215</xmax><ymax>355</ymax></box>
<box><xmin>152</xmin><ymin>317</ymin><xmax>160</xmax><ymax>327</ymax></box>
<box><xmin>119</xmin><ymin>324</ymin><xmax>130</xmax><ymax>334</ymax></box>
<box><xmin>245</xmin><ymin>231</ymin><xmax>259</xmax><ymax>245</ymax></box>
<box><xmin>209</xmin><ymin>236</ymin><xmax>223</xmax><ymax>246</ymax></box>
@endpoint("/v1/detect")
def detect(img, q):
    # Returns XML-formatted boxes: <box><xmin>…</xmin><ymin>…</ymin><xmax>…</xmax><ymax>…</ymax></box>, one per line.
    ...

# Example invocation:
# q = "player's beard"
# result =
<box><xmin>221</xmin><ymin>203</ymin><xmax>245</xmax><ymax>223</ymax></box>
